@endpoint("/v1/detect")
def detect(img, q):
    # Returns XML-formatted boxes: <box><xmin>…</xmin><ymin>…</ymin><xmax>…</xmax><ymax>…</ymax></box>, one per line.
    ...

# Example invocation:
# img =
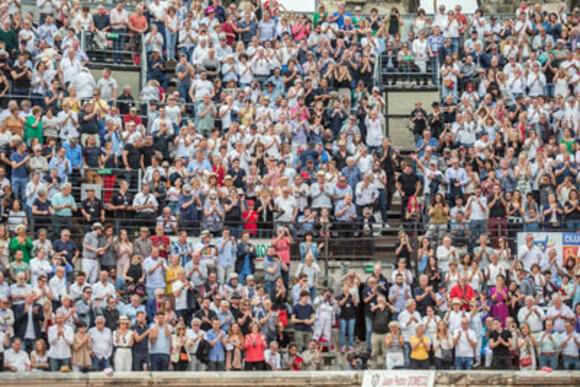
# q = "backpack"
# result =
<box><xmin>195</xmin><ymin>338</ymin><xmax>210</xmax><ymax>364</ymax></box>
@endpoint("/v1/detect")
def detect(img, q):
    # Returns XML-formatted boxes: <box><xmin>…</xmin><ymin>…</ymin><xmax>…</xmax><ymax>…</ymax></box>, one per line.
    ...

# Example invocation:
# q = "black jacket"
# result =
<box><xmin>14</xmin><ymin>303</ymin><xmax>44</xmax><ymax>340</ymax></box>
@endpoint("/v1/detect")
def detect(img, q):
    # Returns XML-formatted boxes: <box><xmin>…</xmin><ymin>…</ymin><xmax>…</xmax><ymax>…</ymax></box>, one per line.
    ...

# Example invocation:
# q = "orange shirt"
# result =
<box><xmin>129</xmin><ymin>14</ymin><xmax>147</xmax><ymax>32</ymax></box>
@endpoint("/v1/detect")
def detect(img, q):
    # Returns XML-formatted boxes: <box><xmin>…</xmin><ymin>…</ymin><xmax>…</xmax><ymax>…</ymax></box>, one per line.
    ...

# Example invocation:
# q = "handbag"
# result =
<box><xmin>441</xmin><ymin>348</ymin><xmax>453</xmax><ymax>363</ymax></box>
<box><xmin>520</xmin><ymin>356</ymin><xmax>532</xmax><ymax>367</ymax></box>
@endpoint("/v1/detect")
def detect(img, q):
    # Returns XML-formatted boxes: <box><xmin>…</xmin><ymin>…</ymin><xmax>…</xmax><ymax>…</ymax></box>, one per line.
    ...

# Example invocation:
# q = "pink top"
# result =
<box><xmin>272</xmin><ymin>237</ymin><xmax>291</xmax><ymax>264</ymax></box>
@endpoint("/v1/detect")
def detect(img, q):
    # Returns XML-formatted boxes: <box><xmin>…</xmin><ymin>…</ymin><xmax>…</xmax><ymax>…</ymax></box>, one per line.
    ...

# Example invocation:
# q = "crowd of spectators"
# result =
<box><xmin>0</xmin><ymin>0</ymin><xmax>577</xmax><ymax>375</ymax></box>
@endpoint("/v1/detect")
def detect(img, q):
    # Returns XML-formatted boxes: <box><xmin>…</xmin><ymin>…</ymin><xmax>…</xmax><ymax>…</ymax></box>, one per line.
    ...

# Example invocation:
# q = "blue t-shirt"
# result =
<box><xmin>10</xmin><ymin>151</ymin><xmax>28</xmax><ymax>179</ymax></box>
<box><xmin>206</xmin><ymin>328</ymin><xmax>225</xmax><ymax>362</ymax></box>
<box><xmin>150</xmin><ymin>323</ymin><xmax>172</xmax><ymax>355</ymax></box>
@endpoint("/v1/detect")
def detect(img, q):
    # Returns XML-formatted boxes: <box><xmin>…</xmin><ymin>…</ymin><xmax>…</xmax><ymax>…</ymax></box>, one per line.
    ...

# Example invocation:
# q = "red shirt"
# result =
<box><xmin>244</xmin><ymin>333</ymin><xmax>267</xmax><ymax>362</ymax></box>
<box><xmin>221</xmin><ymin>21</ymin><xmax>237</xmax><ymax>46</ymax></box>
<box><xmin>123</xmin><ymin>113</ymin><xmax>143</xmax><ymax>127</ymax></box>
<box><xmin>449</xmin><ymin>284</ymin><xmax>476</xmax><ymax>310</ymax></box>
<box><xmin>243</xmin><ymin>210</ymin><xmax>258</xmax><ymax>235</ymax></box>
<box><xmin>150</xmin><ymin>235</ymin><xmax>170</xmax><ymax>259</ymax></box>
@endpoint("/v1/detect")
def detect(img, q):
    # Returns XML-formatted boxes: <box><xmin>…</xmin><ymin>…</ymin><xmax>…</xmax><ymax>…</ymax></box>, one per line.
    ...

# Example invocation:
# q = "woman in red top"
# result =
<box><xmin>243</xmin><ymin>322</ymin><xmax>267</xmax><ymax>370</ymax></box>
<box><xmin>291</xmin><ymin>14</ymin><xmax>310</xmax><ymax>42</ymax></box>
<box><xmin>243</xmin><ymin>200</ymin><xmax>258</xmax><ymax>235</ymax></box>
<box><xmin>221</xmin><ymin>13</ymin><xmax>238</xmax><ymax>47</ymax></box>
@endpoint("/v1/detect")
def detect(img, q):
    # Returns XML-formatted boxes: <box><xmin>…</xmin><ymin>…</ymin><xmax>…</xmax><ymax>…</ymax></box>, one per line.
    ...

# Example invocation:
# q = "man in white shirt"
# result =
<box><xmin>4</xmin><ymin>338</ymin><xmax>30</xmax><ymax>372</ymax></box>
<box><xmin>518</xmin><ymin>234</ymin><xmax>546</xmax><ymax>272</ymax></box>
<box><xmin>186</xmin><ymin>318</ymin><xmax>206</xmax><ymax>371</ymax></box>
<box><xmin>264</xmin><ymin>340</ymin><xmax>281</xmax><ymax>370</ymax></box>
<box><xmin>275</xmin><ymin>187</ymin><xmax>298</xmax><ymax>224</ymax></box>
<box><xmin>453</xmin><ymin>317</ymin><xmax>477</xmax><ymax>370</ymax></box>
<box><xmin>517</xmin><ymin>296</ymin><xmax>545</xmax><ymax>334</ymax></box>
<box><xmin>48</xmin><ymin>266</ymin><xmax>68</xmax><ymax>305</ymax></box>
<box><xmin>189</xmin><ymin>70</ymin><xmax>214</xmax><ymax>103</ymax></box>
<box><xmin>172</xmin><ymin>268</ymin><xmax>193</xmax><ymax>323</ymax></box>
<box><xmin>465</xmin><ymin>186</ymin><xmax>488</xmax><ymax>239</ymax></box>
<box><xmin>47</xmin><ymin>311</ymin><xmax>74</xmax><ymax>371</ymax></box>
<box><xmin>91</xmin><ymin>270</ymin><xmax>116</xmax><ymax>310</ymax></box>
<box><xmin>133</xmin><ymin>184</ymin><xmax>159</xmax><ymax>229</ymax></box>
<box><xmin>397</xmin><ymin>299</ymin><xmax>421</xmax><ymax>369</ymax></box>
<box><xmin>546</xmin><ymin>294</ymin><xmax>575</xmax><ymax>333</ymax></box>
<box><xmin>88</xmin><ymin>316</ymin><xmax>113</xmax><ymax>370</ymax></box>
<box><xmin>436</xmin><ymin>236</ymin><xmax>457</xmax><ymax>273</ymax></box>
<box><xmin>559</xmin><ymin>320</ymin><xmax>580</xmax><ymax>369</ymax></box>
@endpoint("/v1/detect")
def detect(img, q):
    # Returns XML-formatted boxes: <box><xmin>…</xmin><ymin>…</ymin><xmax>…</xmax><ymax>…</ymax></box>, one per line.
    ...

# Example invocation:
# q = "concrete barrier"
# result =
<box><xmin>1</xmin><ymin>370</ymin><xmax>579</xmax><ymax>387</ymax></box>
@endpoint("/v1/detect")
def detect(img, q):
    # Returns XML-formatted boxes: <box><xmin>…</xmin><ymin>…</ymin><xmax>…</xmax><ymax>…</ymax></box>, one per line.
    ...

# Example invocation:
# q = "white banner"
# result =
<box><xmin>361</xmin><ymin>371</ymin><xmax>435</xmax><ymax>387</ymax></box>
<box><xmin>419</xmin><ymin>0</ymin><xmax>479</xmax><ymax>14</ymax></box>
<box><xmin>266</xmin><ymin>0</ymin><xmax>315</xmax><ymax>14</ymax></box>
<box><xmin>516</xmin><ymin>232</ymin><xmax>580</xmax><ymax>265</ymax></box>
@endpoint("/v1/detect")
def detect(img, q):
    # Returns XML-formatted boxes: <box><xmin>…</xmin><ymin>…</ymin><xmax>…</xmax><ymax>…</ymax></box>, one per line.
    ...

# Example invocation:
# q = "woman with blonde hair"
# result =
<box><xmin>30</xmin><ymin>338</ymin><xmax>49</xmax><ymax>372</ymax></box>
<box><xmin>432</xmin><ymin>320</ymin><xmax>454</xmax><ymax>369</ymax></box>
<box><xmin>114</xmin><ymin>229</ymin><xmax>133</xmax><ymax>276</ymax></box>
<box><xmin>170</xmin><ymin>322</ymin><xmax>190</xmax><ymax>371</ymax></box>
<box><xmin>410</xmin><ymin>324</ymin><xmax>431</xmax><ymax>369</ymax></box>
<box><xmin>63</xmin><ymin>86</ymin><xmax>81</xmax><ymax>113</ymax></box>
<box><xmin>226</xmin><ymin>322</ymin><xmax>244</xmax><ymax>371</ymax></box>
<box><xmin>113</xmin><ymin>316</ymin><xmax>133</xmax><ymax>371</ymax></box>
<box><xmin>385</xmin><ymin>321</ymin><xmax>405</xmax><ymax>369</ymax></box>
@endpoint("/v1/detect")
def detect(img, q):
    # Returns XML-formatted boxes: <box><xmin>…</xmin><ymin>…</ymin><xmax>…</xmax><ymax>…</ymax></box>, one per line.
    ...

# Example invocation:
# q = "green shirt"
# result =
<box><xmin>25</xmin><ymin>115</ymin><xmax>43</xmax><ymax>144</ymax></box>
<box><xmin>10</xmin><ymin>261</ymin><xmax>29</xmax><ymax>279</ymax></box>
<box><xmin>0</xmin><ymin>30</ymin><xmax>16</xmax><ymax>53</ymax></box>
<box><xmin>312</xmin><ymin>12</ymin><xmax>328</xmax><ymax>26</ymax></box>
<box><xmin>9</xmin><ymin>237</ymin><xmax>33</xmax><ymax>264</ymax></box>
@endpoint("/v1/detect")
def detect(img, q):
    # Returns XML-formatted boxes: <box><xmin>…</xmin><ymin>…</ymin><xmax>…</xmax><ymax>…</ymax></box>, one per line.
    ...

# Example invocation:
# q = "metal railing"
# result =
<box><xmin>80</xmin><ymin>30</ymin><xmax>143</xmax><ymax>69</ymax></box>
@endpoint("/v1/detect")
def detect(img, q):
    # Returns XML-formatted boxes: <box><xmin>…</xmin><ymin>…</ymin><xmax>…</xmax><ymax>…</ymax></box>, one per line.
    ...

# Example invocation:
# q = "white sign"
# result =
<box><xmin>267</xmin><ymin>0</ymin><xmax>315</xmax><ymax>14</ymax></box>
<box><xmin>361</xmin><ymin>371</ymin><xmax>435</xmax><ymax>387</ymax></box>
<box><xmin>420</xmin><ymin>0</ymin><xmax>479</xmax><ymax>14</ymax></box>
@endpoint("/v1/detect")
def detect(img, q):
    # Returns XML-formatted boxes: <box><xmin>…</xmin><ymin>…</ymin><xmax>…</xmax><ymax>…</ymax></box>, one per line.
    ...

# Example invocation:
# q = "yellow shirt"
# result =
<box><xmin>165</xmin><ymin>265</ymin><xmax>182</xmax><ymax>294</ymax></box>
<box><xmin>410</xmin><ymin>335</ymin><xmax>430</xmax><ymax>360</ymax></box>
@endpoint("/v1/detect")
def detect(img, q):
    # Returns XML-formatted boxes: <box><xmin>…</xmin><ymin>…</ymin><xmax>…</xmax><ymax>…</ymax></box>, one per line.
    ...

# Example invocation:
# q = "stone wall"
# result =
<box><xmin>2</xmin><ymin>371</ymin><xmax>580</xmax><ymax>387</ymax></box>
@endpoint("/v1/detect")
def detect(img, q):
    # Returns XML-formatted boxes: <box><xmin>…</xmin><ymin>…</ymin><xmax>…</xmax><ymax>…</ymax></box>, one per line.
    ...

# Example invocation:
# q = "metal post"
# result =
<box><xmin>324</xmin><ymin>225</ymin><xmax>329</xmax><ymax>287</ymax></box>
<box><xmin>80</xmin><ymin>30</ymin><xmax>86</xmax><ymax>53</ymax></box>
<box><xmin>385</xmin><ymin>91</ymin><xmax>389</xmax><ymax>138</ymax></box>
<box><xmin>140</xmin><ymin>33</ymin><xmax>147</xmax><ymax>90</ymax></box>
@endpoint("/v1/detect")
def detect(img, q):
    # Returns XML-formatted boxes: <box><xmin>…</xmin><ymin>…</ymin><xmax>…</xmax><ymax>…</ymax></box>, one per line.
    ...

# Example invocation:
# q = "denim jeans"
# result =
<box><xmin>49</xmin><ymin>357</ymin><xmax>70</xmax><ymax>371</ymax></box>
<box><xmin>365</xmin><ymin>315</ymin><xmax>373</xmax><ymax>351</ymax></box>
<box><xmin>455</xmin><ymin>356</ymin><xmax>473</xmax><ymax>370</ymax></box>
<box><xmin>469</xmin><ymin>220</ymin><xmax>486</xmax><ymax>240</ymax></box>
<box><xmin>112</xmin><ymin>29</ymin><xmax>126</xmax><ymax>63</ymax></box>
<box><xmin>165</xmin><ymin>30</ymin><xmax>177</xmax><ymax>60</ymax></box>
<box><xmin>403</xmin><ymin>342</ymin><xmax>411</xmax><ymax>369</ymax></box>
<box><xmin>150</xmin><ymin>353</ymin><xmax>170</xmax><ymax>371</ymax></box>
<box><xmin>539</xmin><ymin>354</ymin><xmax>558</xmax><ymax>369</ymax></box>
<box><xmin>92</xmin><ymin>356</ymin><xmax>110</xmax><ymax>371</ymax></box>
<box><xmin>562</xmin><ymin>356</ymin><xmax>579</xmax><ymax>370</ymax></box>
<box><xmin>429</xmin><ymin>57</ymin><xmax>438</xmax><ymax>84</ymax></box>
<box><xmin>11</xmin><ymin>176</ymin><xmax>27</xmax><ymax>202</ymax></box>
<box><xmin>339</xmin><ymin>318</ymin><xmax>355</xmax><ymax>349</ymax></box>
